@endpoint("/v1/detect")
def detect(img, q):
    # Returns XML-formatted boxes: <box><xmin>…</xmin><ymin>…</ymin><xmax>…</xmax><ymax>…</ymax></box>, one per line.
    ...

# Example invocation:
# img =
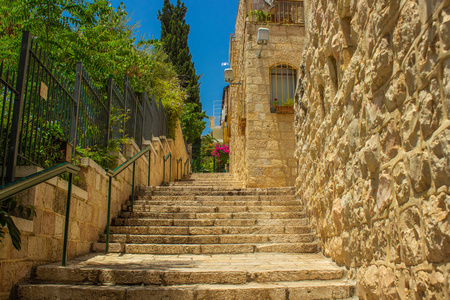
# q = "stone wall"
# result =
<box><xmin>295</xmin><ymin>0</ymin><xmax>450</xmax><ymax>298</ymax></box>
<box><xmin>229</xmin><ymin>0</ymin><xmax>248</xmax><ymax>184</ymax></box>
<box><xmin>230</xmin><ymin>0</ymin><xmax>306</xmax><ymax>187</ymax></box>
<box><xmin>0</xmin><ymin>122</ymin><xmax>188</xmax><ymax>299</ymax></box>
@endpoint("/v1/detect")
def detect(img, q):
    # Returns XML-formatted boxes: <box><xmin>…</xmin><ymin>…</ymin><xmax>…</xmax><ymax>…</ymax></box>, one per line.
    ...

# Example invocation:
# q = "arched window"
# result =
<box><xmin>270</xmin><ymin>64</ymin><xmax>297</xmax><ymax>112</ymax></box>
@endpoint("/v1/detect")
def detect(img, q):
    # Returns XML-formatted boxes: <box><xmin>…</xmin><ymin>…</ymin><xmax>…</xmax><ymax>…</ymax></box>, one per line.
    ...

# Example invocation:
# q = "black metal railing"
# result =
<box><xmin>0</xmin><ymin>62</ymin><xmax>18</xmax><ymax>185</ymax></box>
<box><xmin>1</xmin><ymin>31</ymin><xmax>170</xmax><ymax>184</ymax></box>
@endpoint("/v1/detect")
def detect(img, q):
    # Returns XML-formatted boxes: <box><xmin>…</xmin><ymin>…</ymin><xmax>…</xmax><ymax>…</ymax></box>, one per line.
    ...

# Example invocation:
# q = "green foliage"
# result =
<box><xmin>179</xmin><ymin>103</ymin><xmax>207</xmax><ymax>143</ymax></box>
<box><xmin>0</xmin><ymin>0</ymin><xmax>185</xmax><ymax>136</ymax></box>
<box><xmin>158</xmin><ymin>0</ymin><xmax>205</xmax><ymax>144</ymax></box>
<box><xmin>284</xmin><ymin>98</ymin><xmax>294</xmax><ymax>106</ymax></box>
<box><xmin>251</xmin><ymin>10</ymin><xmax>272</xmax><ymax>22</ymax></box>
<box><xmin>200</xmin><ymin>133</ymin><xmax>218</xmax><ymax>157</ymax></box>
<box><xmin>0</xmin><ymin>197</ymin><xmax>36</xmax><ymax>250</ymax></box>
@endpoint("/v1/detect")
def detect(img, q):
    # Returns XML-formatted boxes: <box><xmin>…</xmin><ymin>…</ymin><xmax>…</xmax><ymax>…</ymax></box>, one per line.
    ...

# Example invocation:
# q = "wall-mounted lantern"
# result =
<box><xmin>257</xmin><ymin>28</ymin><xmax>269</xmax><ymax>58</ymax></box>
<box><xmin>224</xmin><ymin>68</ymin><xmax>242</xmax><ymax>85</ymax></box>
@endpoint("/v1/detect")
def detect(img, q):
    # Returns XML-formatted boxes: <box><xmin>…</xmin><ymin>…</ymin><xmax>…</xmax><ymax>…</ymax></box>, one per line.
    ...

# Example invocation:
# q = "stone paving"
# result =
<box><xmin>13</xmin><ymin>173</ymin><xmax>356</xmax><ymax>299</ymax></box>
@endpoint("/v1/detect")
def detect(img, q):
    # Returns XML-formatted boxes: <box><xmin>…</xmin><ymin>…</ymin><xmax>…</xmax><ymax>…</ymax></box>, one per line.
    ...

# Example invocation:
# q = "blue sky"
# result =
<box><xmin>109</xmin><ymin>0</ymin><xmax>239</xmax><ymax>135</ymax></box>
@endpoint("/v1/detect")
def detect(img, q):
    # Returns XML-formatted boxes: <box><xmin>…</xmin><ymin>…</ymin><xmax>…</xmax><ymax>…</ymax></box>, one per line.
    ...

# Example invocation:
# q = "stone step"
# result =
<box><xmin>15</xmin><ymin>253</ymin><xmax>355</xmax><ymax>299</ymax></box>
<box><xmin>30</xmin><ymin>253</ymin><xmax>344</xmax><ymax>286</ymax></box>
<box><xmin>170</xmin><ymin>183</ymin><xmax>243</xmax><ymax>188</ymax></box>
<box><xmin>100</xmin><ymin>233</ymin><xmax>316</xmax><ymax>244</ymax></box>
<box><xmin>171</xmin><ymin>179</ymin><xmax>242</xmax><ymax>184</ymax></box>
<box><xmin>112</xmin><ymin>218</ymin><xmax>310</xmax><ymax>227</ymax></box>
<box><xmin>119</xmin><ymin>211</ymin><xmax>306</xmax><ymax>220</ymax></box>
<box><xmin>109</xmin><ymin>225</ymin><xmax>312</xmax><ymax>235</ymax></box>
<box><xmin>188</xmin><ymin>173</ymin><xmax>235</xmax><ymax>179</ymax></box>
<box><xmin>121</xmin><ymin>204</ymin><xmax>304</xmax><ymax>213</ymax></box>
<box><xmin>145</xmin><ymin>186</ymin><xmax>296</xmax><ymax>196</ymax></box>
<box><xmin>15</xmin><ymin>280</ymin><xmax>355</xmax><ymax>299</ymax></box>
<box><xmin>127</xmin><ymin>199</ymin><xmax>301</xmax><ymax>207</ymax></box>
<box><xmin>94</xmin><ymin>242</ymin><xmax>318</xmax><ymax>254</ymax></box>
<box><xmin>136</xmin><ymin>195</ymin><xmax>297</xmax><ymax>202</ymax></box>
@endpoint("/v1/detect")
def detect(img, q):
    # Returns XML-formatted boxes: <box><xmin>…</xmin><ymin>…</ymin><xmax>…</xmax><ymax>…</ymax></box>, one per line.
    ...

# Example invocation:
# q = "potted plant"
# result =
<box><xmin>275</xmin><ymin>98</ymin><xmax>294</xmax><ymax>114</ymax></box>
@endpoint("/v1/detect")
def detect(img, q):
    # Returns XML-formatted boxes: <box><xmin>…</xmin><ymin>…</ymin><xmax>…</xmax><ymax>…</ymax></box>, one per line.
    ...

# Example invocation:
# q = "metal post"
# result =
<box><xmin>131</xmin><ymin>161</ymin><xmax>135</xmax><ymax>212</ymax></box>
<box><xmin>169</xmin><ymin>154</ymin><xmax>172</xmax><ymax>182</ymax></box>
<box><xmin>147</xmin><ymin>151</ymin><xmax>151</xmax><ymax>186</ymax></box>
<box><xmin>213</xmin><ymin>157</ymin><xmax>216</xmax><ymax>173</ymax></box>
<box><xmin>6</xmin><ymin>31</ymin><xmax>31</xmax><ymax>184</ymax></box>
<box><xmin>163</xmin><ymin>156</ymin><xmax>166</xmax><ymax>186</ymax></box>
<box><xmin>70</xmin><ymin>62</ymin><xmax>83</xmax><ymax>149</ymax></box>
<box><xmin>106</xmin><ymin>76</ymin><xmax>113</xmax><ymax>144</ymax></box>
<box><xmin>177</xmin><ymin>160</ymin><xmax>179</xmax><ymax>181</ymax></box>
<box><xmin>105</xmin><ymin>177</ymin><xmax>112</xmax><ymax>254</ymax></box>
<box><xmin>62</xmin><ymin>173</ymin><xmax>73</xmax><ymax>266</ymax></box>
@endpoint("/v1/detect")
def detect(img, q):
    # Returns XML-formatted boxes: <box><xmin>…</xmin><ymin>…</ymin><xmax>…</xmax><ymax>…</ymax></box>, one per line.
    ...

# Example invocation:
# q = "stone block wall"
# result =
<box><xmin>0</xmin><ymin>123</ymin><xmax>188</xmax><ymax>299</ymax></box>
<box><xmin>295</xmin><ymin>0</ymin><xmax>449</xmax><ymax>298</ymax></box>
<box><xmin>229</xmin><ymin>0</ymin><xmax>248</xmax><ymax>184</ymax></box>
<box><xmin>230</xmin><ymin>0</ymin><xmax>306</xmax><ymax>187</ymax></box>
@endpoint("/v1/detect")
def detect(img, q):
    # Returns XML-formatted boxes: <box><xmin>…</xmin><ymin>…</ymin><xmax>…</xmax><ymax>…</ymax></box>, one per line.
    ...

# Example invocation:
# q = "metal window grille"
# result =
<box><xmin>270</xmin><ymin>64</ymin><xmax>297</xmax><ymax>113</ymax></box>
<box><xmin>247</xmin><ymin>0</ymin><xmax>304</xmax><ymax>24</ymax></box>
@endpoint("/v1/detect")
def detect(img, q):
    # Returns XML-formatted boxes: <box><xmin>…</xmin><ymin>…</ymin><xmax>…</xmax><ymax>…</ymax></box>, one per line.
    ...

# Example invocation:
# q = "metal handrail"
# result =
<box><xmin>0</xmin><ymin>163</ymin><xmax>79</xmax><ymax>201</ymax></box>
<box><xmin>0</xmin><ymin>162</ymin><xmax>80</xmax><ymax>267</ymax></box>
<box><xmin>162</xmin><ymin>152</ymin><xmax>172</xmax><ymax>186</ymax></box>
<box><xmin>104</xmin><ymin>145</ymin><xmax>151</xmax><ymax>253</ymax></box>
<box><xmin>176</xmin><ymin>158</ymin><xmax>182</xmax><ymax>180</ymax></box>
<box><xmin>184</xmin><ymin>158</ymin><xmax>190</xmax><ymax>177</ymax></box>
<box><xmin>106</xmin><ymin>145</ymin><xmax>151</xmax><ymax>177</ymax></box>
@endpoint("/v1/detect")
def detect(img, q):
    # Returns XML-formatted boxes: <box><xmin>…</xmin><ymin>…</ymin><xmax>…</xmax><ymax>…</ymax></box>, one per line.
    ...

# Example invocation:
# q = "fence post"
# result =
<box><xmin>5</xmin><ymin>31</ymin><xmax>31</xmax><ymax>184</ymax></box>
<box><xmin>70</xmin><ymin>62</ymin><xmax>83</xmax><ymax>149</ymax></box>
<box><xmin>62</xmin><ymin>173</ymin><xmax>73</xmax><ymax>266</ymax></box>
<box><xmin>123</xmin><ymin>76</ymin><xmax>128</xmax><ymax>138</ymax></box>
<box><xmin>106</xmin><ymin>76</ymin><xmax>113</xmax><ymax>144</ymax></box>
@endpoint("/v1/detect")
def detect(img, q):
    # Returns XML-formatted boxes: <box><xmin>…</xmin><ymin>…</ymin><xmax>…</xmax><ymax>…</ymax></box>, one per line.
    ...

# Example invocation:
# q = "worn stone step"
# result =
<box><xmin>188</xmin><ymin>173</ymin><xmax>235</xmax><ymax>179</ymax></box>
<box><xmin>109</xmin><ymin>225</ymin><xmax>312</xmax><ymax>235</ymax></box>
<box><xmin>112</xmin><ymin>218</ymin><xmax>309</xmax><ymax>227</ymax></box>
<box><xmin>15</xmin><ymin>280</ymin><xmax>355</xmax><ymax>299</ymax></box>
<box><xmin>136</xmin><ymin>194</ymin><xmax>297</xmax><ymax>202</ymax></box>
<box><xmin>94</xmin><ymin>242</ymin><xmax>318</xmax><ymax>254</ymax></box>
<box><xmin>119</xmin><ymin>211</ymin><xmax>306</xmax><ymax>220</ymax></box>
<box><xmin>31</xmin><ymin>253</ymin><xmax>344</xmax><ymax>286</ymax></box>
<box><xmin>121</xmin><ymin>204</ymin><xmax>304</xmax><ymax>213</ymax></box>
<box><xmin>100</xmin><ymin>233</ymin><xmax>316</xmax><ymax>244</ymax></box>
<box><xmin>127</xmin><ymin>199</ymin><xmax>301</xmax><ymax>207</ymax></box>
<box><xmin>170</xmin><ymin>180</ymin><xmax>243</xmax><ymax>185</ymax></box>
<box><xmin>145</xmin><ymin>186</ymin><xmax>296</xmax><ymax>196</ymax></box>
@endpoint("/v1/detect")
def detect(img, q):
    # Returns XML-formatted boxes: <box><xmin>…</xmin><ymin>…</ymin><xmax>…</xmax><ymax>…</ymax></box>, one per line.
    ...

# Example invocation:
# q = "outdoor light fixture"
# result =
<box><xmin>257</xmin><ymin>28</ymin><xmax>269</xmax><ymax>58</ymax></box>
<box><xmin>224</xmin><ymin>68</ymin><xmax>242</xmax><ymax>85</ymax></box>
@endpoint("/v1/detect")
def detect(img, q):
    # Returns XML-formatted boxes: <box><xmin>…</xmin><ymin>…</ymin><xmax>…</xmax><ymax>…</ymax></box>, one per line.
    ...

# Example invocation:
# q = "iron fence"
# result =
<box><xmin>0</xmin><ymin>62</ymin><xmax>18</xmax><ymax>185</ymax></box>
<box><xmin>1</xmin><ymin>31</ymin><xmax>170</xmax><ymax>184</ymax></box>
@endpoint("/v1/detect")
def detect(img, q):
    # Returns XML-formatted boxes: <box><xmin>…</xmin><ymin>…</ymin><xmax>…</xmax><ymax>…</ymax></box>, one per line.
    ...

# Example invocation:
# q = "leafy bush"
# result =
<box><xmin>212</xmin><ymin>143</ymin><xmax>230</xmax><ymax>170</ymax></box>
<box><xmin>0</xmin><ymin>197</ymin><xmax>36</xmax><ymax>250</ymax></box>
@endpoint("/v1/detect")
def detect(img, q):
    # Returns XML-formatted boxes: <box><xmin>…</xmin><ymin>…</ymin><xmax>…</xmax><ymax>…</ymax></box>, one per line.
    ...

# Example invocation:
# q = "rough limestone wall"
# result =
<box><xmin>244</xmin><ymin>23</ymin><xmax>305</xmax><ymax>187</ymax></box>
<box><xmin>230</xmin><ymin>0</ymin><xmax>248</xmax><ymax>184</ymax></box>
<box><xmin>295</xmin><ymin>0</ymin><xmax>450</xmax><ymax>298</ymax></box>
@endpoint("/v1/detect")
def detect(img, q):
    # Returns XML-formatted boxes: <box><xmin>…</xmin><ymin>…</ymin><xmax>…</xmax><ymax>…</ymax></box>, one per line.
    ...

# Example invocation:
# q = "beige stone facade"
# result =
<box><xmin>295</xmin><ymin>0</ymin><xmax>450</xmax><ymax>298</ymax></box>
<box><xmin>227</xmin><ymin>0</ymin><xmax>306</xmax><ymax>187</ymax></box>
<box><xmin>0</xmin><ymin>123</ymin><xmax>188</xmax><ymax>299</ymax></box>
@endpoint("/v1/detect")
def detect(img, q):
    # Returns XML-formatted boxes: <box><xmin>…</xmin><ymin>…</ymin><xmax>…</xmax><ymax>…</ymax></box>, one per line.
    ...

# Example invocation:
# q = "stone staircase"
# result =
<box><xmin>13</xmin><ymin>173</ymin><xmax>355</xmax><ymax>299</ymax></box>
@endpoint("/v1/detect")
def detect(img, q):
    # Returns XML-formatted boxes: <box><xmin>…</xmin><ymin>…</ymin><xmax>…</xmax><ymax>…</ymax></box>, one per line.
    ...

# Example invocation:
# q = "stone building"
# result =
<box><xmin>295</xmin><ymin>0</ymin><xmax>450</xmax><ymax>298</ymax></box>
<box><xmin>223</xmin><ymin>0</ymin><xmax>307</xmax><ymax>187</ymax></box>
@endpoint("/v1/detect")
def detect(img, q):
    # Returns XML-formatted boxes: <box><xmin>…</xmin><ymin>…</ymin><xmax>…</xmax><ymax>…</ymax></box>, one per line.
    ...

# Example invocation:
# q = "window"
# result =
<box><xmin>270</xmin><ymin>64</ymin><xmax>297</xmax><ymax>112</ymax></box>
